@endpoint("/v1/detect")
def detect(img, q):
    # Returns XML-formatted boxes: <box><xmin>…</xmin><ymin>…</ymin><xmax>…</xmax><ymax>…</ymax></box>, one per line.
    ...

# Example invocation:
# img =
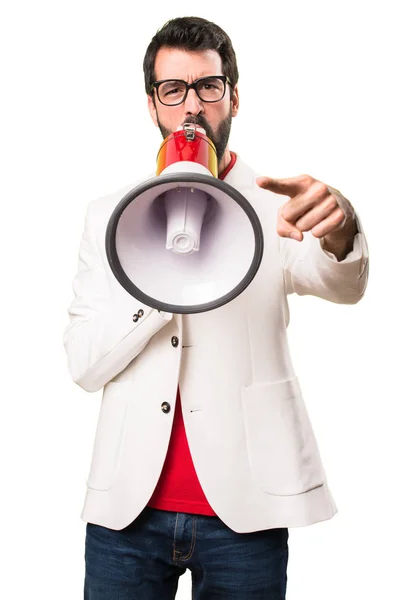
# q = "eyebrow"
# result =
<box><xmin>157</xmin><ymin>75</ymin><xmax>219</xmax><ymax>82</ymax></box>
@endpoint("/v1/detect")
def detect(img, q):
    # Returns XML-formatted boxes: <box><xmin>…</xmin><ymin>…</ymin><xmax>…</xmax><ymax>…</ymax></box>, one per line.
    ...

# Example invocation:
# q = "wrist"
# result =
<box><xmin>321</xmin><ymin>217</ymin><xmax>358</xmax><ymax>260</ymax></box>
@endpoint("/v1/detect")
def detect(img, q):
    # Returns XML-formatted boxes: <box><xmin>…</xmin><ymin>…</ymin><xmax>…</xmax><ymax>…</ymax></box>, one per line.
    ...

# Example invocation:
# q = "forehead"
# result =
<box><xmin>154</xmin><ymin>48</ymin><xmax>223</xmax><ymax>81</ymax></box>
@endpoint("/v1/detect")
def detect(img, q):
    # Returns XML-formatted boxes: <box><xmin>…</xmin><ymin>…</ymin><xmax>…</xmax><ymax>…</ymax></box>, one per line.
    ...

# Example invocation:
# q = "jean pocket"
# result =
<box><xmin>241</xmin><ymin>377</ymin><xmax>325</xmax><ymax>496</ymax></box>
<box><xmin>86</xmin><ymin>381</ymin><xmax>131</xmax><ymax>491</ymax></box>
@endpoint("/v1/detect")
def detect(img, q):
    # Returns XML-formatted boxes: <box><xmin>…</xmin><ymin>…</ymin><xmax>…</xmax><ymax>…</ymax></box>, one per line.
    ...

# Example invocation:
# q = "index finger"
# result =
<box><xmin>256</xmin><ymin>175</ymin><xmax>310</xmax><ymax>196</ymax></box>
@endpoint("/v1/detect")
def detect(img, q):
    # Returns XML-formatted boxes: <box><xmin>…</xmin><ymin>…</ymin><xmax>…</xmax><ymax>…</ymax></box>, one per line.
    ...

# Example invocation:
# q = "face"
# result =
<box><xmin>148</xmin><ymin>48</ymin><xmax>239</xmax><ymax>163</ymax></box>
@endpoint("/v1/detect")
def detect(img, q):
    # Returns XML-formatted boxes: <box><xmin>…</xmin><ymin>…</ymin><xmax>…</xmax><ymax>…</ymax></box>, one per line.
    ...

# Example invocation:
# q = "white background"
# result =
<box><xmin>1</xmin><ymin>0</ymin><xmax>398</xmax><ymax>598</ymax></box>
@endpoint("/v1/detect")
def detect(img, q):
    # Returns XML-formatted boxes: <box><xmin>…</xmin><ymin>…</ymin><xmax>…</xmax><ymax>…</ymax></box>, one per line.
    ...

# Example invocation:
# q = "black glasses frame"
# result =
<box><xmin>150</xmin><ymin>75</ymin><xmax>232</xmax><ymax>106</ymax></box>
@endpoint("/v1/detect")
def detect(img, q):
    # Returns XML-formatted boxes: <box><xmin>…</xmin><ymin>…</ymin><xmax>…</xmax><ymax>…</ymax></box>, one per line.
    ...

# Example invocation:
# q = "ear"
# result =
<box><xmin>231</xmin><ymin>85</ymin><xmax>239</xmax><ymax>117</ymax></box>
<box><xmin>147</xmin><ymin>94</ymin><xmax>158</xmax><ymax>127</ymax></box>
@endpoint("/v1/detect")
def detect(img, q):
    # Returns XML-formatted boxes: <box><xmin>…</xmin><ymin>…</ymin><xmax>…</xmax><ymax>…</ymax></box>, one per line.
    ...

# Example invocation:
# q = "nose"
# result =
<box><xmin>183</xmin><ymin>87</ymin><xmax>204</xmax><ymax>116</ymax></box>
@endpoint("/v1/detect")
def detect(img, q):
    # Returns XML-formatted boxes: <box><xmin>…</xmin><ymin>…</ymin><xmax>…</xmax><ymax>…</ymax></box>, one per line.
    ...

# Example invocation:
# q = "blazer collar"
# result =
<box><xmin>222</xmin><ymin>153</ymin><xmax>255</xmax><ymax>191</ymax></box>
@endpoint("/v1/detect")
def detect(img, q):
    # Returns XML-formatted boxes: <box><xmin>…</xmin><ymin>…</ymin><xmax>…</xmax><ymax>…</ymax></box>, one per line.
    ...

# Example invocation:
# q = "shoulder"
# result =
<box><xmin>226</xmin><ymin>154</ymin><xmax>286</xmax><ymax>217</ymax></box>
<box><xmin>85</xmin><ymin>172</ymin><xmax>155</xmax><ymax>229</ymax></box>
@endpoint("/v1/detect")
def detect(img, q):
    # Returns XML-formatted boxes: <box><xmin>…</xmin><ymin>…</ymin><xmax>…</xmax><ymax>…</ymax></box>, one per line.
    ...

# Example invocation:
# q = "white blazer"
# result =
<box><xmin>63</xmin><ymin>155</ymin><xmax>369</xmax><ymax>532</ymax></box>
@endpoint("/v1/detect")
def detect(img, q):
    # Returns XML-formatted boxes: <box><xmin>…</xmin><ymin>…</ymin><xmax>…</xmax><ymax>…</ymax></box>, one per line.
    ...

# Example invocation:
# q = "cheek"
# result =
<box><xmin>157</xmin><ymin>106</ymin><xmax>184</xmax><ymax>128</ymax></box>
<box><xmin>207</xmin><ymin>103</ymin><xmax>230</xmax><ymax>129</ymax></box>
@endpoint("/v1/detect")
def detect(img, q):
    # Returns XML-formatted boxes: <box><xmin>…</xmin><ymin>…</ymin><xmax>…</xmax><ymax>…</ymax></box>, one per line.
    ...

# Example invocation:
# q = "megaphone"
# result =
<box><xmin>105</xmin><ymin>123</ymin><xmax>263</xmax><ymax>314</ymax></box>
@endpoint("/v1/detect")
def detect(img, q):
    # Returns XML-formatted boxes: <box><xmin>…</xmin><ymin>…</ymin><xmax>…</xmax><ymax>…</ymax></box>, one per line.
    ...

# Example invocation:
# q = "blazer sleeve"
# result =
<box><xmin>280</xmin><ymin>211</ymin><xmax>369</xmax><ymax>303</ymax></box>
<box><xmin>63</xmin><ymin>201</ymin><xmax>173</xmax><ymax>393</ymax></box>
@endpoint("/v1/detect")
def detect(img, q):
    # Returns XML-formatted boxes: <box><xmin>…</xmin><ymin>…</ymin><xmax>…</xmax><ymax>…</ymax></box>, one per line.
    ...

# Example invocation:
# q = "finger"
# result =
<box><xmin>294</xmin><ymin>196</ymin><xmax>338</xmax><ymax>232</ymax></box>
<box><xmin>277</xmin><ymin>206</ymin><xmax>304</xmax><ymax>241</ymax></box>
<box><xmin>256</xmin><ymin>174</ymin><xmax>311</xmax><ymax>197</ymax></box>
<box><xmin>281</xmin><ymin>182</ymin><xmax>331</xmax><ymax>223</ymax></box>
<box><xmin>310</xmin><ymin>207</ymin><xmax>346</xmax><ymax>238</ymax></box>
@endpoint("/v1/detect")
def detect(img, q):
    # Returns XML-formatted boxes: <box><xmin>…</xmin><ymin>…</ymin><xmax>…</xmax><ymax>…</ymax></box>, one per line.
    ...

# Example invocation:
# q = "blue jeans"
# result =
<box><xmin>84</xmin><ymin>506</ymin><xmax>289</xmax><ymax>599</ymax></box>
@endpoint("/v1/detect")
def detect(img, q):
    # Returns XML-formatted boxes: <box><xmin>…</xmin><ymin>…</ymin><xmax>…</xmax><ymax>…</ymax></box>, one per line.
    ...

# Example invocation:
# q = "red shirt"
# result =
<box><xmin>147</xmin><ymin>152</ymin><xmax>237</xmax><ymax>515</ymax></box>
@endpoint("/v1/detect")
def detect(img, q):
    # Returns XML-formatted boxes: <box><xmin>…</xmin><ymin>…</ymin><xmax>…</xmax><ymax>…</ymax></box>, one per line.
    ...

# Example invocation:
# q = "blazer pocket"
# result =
<box><xmin>86</xmin><ymin>381</ymin><xmax>131</xmax><ymax>491</ymax></box>
<box><xmin>241</xmin><ymin>377</ymin><xmax>325</xmax><ymax>496</ymax></box>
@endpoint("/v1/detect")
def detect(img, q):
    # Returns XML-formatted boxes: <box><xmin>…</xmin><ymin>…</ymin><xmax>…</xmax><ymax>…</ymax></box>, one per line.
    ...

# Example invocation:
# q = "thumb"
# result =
<box><xmin>277</xmin><ymin>205</ymin><xmax>303</xmax><ymax>241</ymax></box>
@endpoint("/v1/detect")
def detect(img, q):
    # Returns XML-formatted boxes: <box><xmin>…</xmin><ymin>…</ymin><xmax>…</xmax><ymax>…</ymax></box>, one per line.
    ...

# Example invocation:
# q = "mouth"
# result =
<box><xmin>177</xmin><ymin>122</ymin><xmax>207</xmax><ymax>136</ymax></box>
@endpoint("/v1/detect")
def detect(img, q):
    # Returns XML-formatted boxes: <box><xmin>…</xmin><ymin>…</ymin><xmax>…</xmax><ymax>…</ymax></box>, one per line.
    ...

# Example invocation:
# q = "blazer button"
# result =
<box><xmin>171</xmin><ymin>336</ymin><xmax>179</xmax><ymax>347</ymax></box>
<box><xmin>132</xmin><ymin>314</ymin><xmax>139</xmax><ymax>322</ymax></box>
<box><xmin>161</xmin><ymin>402</ymin><xmax>171</xmax><ymax>413</ymax></box>
<box><xmin>138</xmin><ymin>309</ymin><xmax>144</xmax><ymax>317</ymax></box>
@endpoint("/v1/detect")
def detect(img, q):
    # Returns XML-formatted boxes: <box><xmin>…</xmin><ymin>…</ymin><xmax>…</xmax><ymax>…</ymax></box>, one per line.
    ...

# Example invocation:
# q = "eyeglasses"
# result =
<box><xmin>150</xmin><ymin>75</ymin><xmax>232</xmax><ymax>106</ymax></box>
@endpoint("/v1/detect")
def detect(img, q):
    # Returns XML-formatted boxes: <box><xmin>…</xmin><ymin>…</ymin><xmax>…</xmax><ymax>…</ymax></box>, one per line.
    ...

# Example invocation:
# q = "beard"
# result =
<box><xmin>155</xmin><ymin>108</ymin><xmax>232</xmax><ymax>163</ymax></box>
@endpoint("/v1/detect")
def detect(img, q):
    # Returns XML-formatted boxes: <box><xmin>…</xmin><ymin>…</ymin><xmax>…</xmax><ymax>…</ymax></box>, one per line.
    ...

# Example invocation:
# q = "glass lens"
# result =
<box><xmin>158</xmin><ymin>80</ymin><xmax>187</xmax><ymax>104</ymax></box>
<box><xmin>196</xmin><ymin>77</ymin><xmax>225</xmax><ymax>102</ymax></box>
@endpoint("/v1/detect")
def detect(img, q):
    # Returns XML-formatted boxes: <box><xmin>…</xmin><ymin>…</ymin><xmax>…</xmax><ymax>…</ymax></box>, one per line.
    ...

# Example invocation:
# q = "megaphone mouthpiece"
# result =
<box><xmin>164</xmin><ymin>186</ymin><xmax>208</xmax><ymax>254</ymax></box>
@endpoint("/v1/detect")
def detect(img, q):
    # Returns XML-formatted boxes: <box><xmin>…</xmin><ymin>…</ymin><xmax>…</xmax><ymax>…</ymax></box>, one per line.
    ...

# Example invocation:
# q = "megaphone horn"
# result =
<box><xmin>105</xmin><ymin>123</ymin><xmax>264</xmax><ymax>314</ymax></box>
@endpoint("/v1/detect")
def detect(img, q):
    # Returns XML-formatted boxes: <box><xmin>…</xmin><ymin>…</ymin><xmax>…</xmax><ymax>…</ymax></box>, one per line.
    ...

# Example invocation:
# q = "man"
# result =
<box><xmin>63</xmin><ymin>16</ymin><xmax>369</xmax><ymax>600</ymax></box>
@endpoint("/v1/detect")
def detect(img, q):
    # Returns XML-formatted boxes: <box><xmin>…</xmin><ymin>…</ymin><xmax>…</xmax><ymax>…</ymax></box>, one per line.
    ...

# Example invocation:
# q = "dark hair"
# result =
<box><xmin>143</xmin><ymin>16</ymin><xmax>239</xmax><ymax>96</ymax></box>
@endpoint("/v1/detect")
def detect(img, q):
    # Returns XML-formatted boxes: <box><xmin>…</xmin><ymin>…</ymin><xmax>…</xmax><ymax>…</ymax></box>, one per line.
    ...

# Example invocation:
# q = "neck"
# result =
<box><xmin>218</xmin><ymin>147</ymin><xmax>232</xmax><ymax>175</ymax></box>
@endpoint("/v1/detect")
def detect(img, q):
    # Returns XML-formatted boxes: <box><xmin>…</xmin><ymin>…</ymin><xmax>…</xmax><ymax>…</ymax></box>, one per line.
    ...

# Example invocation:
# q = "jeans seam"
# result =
<box><xmin>173</xmin><ymin>516</ymin><xmax>197</xmax><ymax>562</ymax></box>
